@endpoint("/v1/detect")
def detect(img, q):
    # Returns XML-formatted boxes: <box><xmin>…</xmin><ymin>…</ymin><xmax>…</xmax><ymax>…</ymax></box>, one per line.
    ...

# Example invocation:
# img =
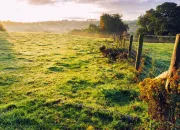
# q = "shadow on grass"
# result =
<box><xmin>54</xmin><ymin>103</ymin><xmax>140</xmax><ymax>129</ymax></box>
<box><xmin>66</xmin><ymin>77</ymin><xmax>105</xmax><ymax>93</ymax></box>
<box><xmin>55</xmin><ymin>60</ymin><xmax>90</xmax><ymax>69</ymax></box>
<box><xmin>48</xmin><ymin>66</ymin><xmax>64</xmax><ymax>72</ymax></box>
<box><xmin>102</xmin><ymin>88</ymin><xmax>139</xmax><ymax>106</ymax></box>
<box><xmin>0</xmin><ymin>32</ymin><xmax>20</xmax><ymax>86</ymax></box>
<box><xmin>0</xmin><ymin>32</ymin><xmax>14</xmax><ymax>62</ymax></box>
<box><xmin>67</xmin><ymin>78</ymin><xmax>93</xmax><ymax>93</ymax></box>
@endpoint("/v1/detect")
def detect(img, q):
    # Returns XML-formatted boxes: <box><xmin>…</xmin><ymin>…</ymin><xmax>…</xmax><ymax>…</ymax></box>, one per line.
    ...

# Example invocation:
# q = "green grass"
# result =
<box><xmin>143</xmin><ymin>43</ymin><xmax>174</xmax><ymax>64</ymax></box>
<box><xmin>133</xmin><ymin>42</ymin><xmax>173</xmax><ymax>64</ymax></box>
<box><xmin>0</xmin><ymin>32</ymin><xmax>173</xmax><ymax>129</ymax></box>
<box><xmin>132</xmin><ymin>42</ymin><xmax>174</xmax><ymax>78</ymax></box>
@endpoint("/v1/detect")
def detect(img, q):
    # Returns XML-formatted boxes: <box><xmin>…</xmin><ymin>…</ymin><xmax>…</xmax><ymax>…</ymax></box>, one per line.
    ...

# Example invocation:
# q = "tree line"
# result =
<box><xmin>71</xmin><ymin>14</ymin><xmax>129</xmax><ymax>36</ymax></box>
<box><xmin>1</xmin><ymin>2</ymin><xmax>180</xmax><ymax>37</ymax></box>
<box><xmin>137</xmin><ymin>2</ymin><xmax>180</xmax><ymax>36</ymax></box>
<box><xmin>71</xmin><ymin>2</ymin><xmax>180</xmax><ymax>37</ymax></box>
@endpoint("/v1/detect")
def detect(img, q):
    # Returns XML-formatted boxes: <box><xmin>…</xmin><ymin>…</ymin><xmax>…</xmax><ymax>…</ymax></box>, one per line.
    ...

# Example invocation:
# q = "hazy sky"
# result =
<box><xmin>0</xmin><ymin>0</ymin><xmax>179</xmax><ymax>22</ymax></box>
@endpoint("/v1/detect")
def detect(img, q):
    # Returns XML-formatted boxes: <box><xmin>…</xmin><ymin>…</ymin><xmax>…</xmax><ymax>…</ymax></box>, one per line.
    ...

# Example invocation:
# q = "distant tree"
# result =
<box><xmin>100</xmin><ymin>13</ymin><xmax>129</xmax><ymax>34</ymax></box>
<box><xmin>137</xmin><ymin>2</ymin><xmax>180</xmax><ymax>36</ymax></box>
<box><xmin>85</xmin><ymin>24</ymin><xmax>100</xmax><ymax>33</ymax></box>
<box><xmin>0</xmin><ymin>23</ymin><xmax>6</xmax><ymax>31</ymax></box>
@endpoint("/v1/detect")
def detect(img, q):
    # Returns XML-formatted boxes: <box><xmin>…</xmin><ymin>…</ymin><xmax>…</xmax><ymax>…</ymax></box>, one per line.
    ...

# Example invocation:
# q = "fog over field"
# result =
<box><xmin>1</xmin><ymin>20</ymin><xmax>138</xmax><ymax>33</ymax></box>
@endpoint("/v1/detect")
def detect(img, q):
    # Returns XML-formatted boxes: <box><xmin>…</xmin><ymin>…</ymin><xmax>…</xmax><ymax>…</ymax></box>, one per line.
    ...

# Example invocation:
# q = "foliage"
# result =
<box><xmin>100</xmin><ymin>13</ymin><xmax>129</xmax><ymax>34</ymax></box>
<box><xmin>70</xmin><ymin>13</ymin><xmax>129</xmax><ymax>37</ymax></box>
<box><xmin>71</xmin><ymin>24</ymin><xmax>100</xmax><ymax>34</ymax></box>
<box><xmin>0</xmin><ymin>23</ymin><xmax>6</xmax><ymax>31</ymax></box>
<box><xmin>137</xmin><ymin>2</ymin><xmax>180</xmax><ymax>36</ymax></box>
<box><xmin>139</xmin><ymin>76</ymin><xmax>180</xmax><ymax>129</ymax></box>
<box><xmin>99</xmin><ymin>45</ymin><xmax>128</xmax><ymax>62</ymax></box>
<box><xmin>84</xmin><ymin>24</ymin><xmax>100</xmax><ymax>33</ymax></box>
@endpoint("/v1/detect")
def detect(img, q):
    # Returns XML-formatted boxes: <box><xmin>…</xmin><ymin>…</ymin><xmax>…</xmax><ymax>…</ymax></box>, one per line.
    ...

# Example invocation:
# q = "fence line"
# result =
<box><xmin>112</xmin><ymin>33</ymin><xmax>178</xmax><ymax>81</ymax></box>
<box><xmin>165</xmin><ymin>34</ymin><xmax>180</xmax><ymax>91</ymax></box>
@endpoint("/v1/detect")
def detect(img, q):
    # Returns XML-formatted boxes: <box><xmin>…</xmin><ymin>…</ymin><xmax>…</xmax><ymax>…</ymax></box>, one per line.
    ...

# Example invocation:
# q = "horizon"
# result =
<box><xmin>0</xmin><ymin>19</ymin><xmax>137</xmax><ymax>23</ymax></box>
<box><xmin>0</xmin><ymin>0</ymin><xmax>180</xmax><ymax>22</ymax></box>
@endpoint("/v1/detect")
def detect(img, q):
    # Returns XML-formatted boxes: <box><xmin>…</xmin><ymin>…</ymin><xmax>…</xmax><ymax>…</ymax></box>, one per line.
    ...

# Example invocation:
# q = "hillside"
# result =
<box><xmin>1</xmin><ymin>20</ymin><xmax>138</xmax><ymax>34</ymax></box>
<box><xmin>1</xmin><ymin>21</ymin><xmax>99</xmax><ymax>33</ymax></box>
<box><xmin>124</xmin><ymin>20</ymin><xmax>138</xmax><ymax>34</ymax></box>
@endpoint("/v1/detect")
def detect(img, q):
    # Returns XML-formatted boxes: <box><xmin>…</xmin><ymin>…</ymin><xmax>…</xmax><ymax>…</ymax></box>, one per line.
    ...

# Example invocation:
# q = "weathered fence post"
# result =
<box><xmin>135</xmin><ymin>34</ymin><xmax>144</xmax><ymax>70</ymax></box>
<box><xmin>115</xmin><ymin>34</ymin><xmax>118</xmax><ymax>43</ymax></box>
<box><xmin>128</xmin><ymin>35</ymin><xmax>133</xmax><ymax>58</ymax></box>
<box><xmin>165</xmin><ymin>34</ymin><xmax>180</xmax><ymax>91</ymax></box>
<box><xmin>112</xmin><ymin>34</ymin><xmax>115</xmax><ymax>41</ymax></box>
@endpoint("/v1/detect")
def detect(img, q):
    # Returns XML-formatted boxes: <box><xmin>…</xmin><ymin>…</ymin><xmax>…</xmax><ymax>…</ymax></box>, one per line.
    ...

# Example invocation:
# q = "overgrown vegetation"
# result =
<box><xmin>139</xmin><ymin>76</ymin><xmax>180</xmax><ymax>129</ymax></box>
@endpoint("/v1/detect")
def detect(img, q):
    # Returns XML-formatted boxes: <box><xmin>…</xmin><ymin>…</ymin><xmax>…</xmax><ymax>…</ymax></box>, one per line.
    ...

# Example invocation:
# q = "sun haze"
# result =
<box><xmin>1</xmin><ymin>0</ymin><xmax>180</xmax><ymax>22</ymax></box>
<box><xmin>0</xmin><ymin>0</ymin><xmax>105</xmax><ymax>22</ymax></box>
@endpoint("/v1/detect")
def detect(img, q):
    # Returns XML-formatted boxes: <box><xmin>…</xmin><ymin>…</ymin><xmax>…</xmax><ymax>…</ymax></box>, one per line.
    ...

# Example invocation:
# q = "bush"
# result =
<box><xmin>139</xmin><ymin>77</ymin><xmax>180</xmax><ymax>129</ymax></box>
<box><xmin>0</xmin><ymin>23</ymin><xmax>6</xmax><ymax>31</ymax></box>
<box><xmin>84</xmin><ymin>24</ymin><xmax>100</xmax><ymax>33</ymax></box>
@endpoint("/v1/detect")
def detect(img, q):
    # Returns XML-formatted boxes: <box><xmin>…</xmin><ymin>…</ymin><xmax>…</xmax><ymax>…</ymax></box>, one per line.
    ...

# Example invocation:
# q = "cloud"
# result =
<box><xmin>64</xmin><ymin>16</ymin><xmax>86</xmax><ymax>20</ymax></box>
<box><xmin>21</xmin><ymin>0</ymin><xmax>180</xmax><ymax>7</ymax></box>
<box><xmin>20</xmin><ymin>0</ymin><xmax>59</xmax><ymax>5</ymax></box>
<box><xmin>19</xmin><ymin>0</ymin><xmax>180</xmax><ymax>20</ymax></box>
<box><xmin>20</xmin><ymin>0</ymin><xmax>104</xmax><ymax>5</ymax></box>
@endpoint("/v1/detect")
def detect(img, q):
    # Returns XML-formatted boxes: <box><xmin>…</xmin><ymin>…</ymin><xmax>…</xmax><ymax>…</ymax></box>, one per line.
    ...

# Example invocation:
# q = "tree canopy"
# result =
<box><xmin>100</xmin><ymin>13</ymin><xmax>129</xmax><ymax>34</ymax></box>
<box><xmin>0</xmin><ymin>23</ymin><xmax>6</xmax><ymax>31</ymax></box>
<box><xmin>137</xmin><ymin>2</ymin><xmax>180</xmax><ymax>36</ymax></box>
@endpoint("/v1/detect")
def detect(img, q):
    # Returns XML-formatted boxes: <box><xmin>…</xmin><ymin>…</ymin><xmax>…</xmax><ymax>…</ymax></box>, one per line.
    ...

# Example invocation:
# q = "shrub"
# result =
<box><xmin>139</xmin><ymin>77</ymin><xmax>180</xmax><ymax>129</ymax></box>
<box><xmin>0</xmin><ymin>23</ymin><xmax>6</xmax><ymax>31</ymax></box>
<box><xmin>84</xmin><ymin>24</ymin><xmax>100</xmax><ymax>33</ymax></box>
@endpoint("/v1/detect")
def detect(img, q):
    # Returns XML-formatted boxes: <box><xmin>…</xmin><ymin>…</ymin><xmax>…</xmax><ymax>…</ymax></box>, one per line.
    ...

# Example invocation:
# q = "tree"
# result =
<box><xmin>100</xmin><ymin>13</ymin><xmax>129</xmax><ymax>34</ymax></box>
<box><xmin>137</xmin><ymin>2</ymin><xmax>180</xmax><ymax>36</ymax></box>
<box><xmin>85</xmin><ymin>24</ymin><xmax>100</xmax><ymax>33</ymax></box>
<box><xmin>0</xmin><ymin>23</ymin><xmax>6</xmax><ymax>31</ymax></box>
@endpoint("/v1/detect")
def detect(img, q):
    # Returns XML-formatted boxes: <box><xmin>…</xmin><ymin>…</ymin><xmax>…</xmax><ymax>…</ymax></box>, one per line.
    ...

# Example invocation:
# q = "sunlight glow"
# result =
<box><xmin>0</xmin><ymin>0</ymin><xmax>105</xmax><ymax>22</ymax></box>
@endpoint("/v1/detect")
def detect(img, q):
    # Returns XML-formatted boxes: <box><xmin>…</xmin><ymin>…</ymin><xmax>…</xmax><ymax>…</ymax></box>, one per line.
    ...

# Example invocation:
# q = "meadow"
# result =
<box><xmin>0</xmin><ymin>32</ymin><xmax>174</xmax><ymax>129</ymax></box>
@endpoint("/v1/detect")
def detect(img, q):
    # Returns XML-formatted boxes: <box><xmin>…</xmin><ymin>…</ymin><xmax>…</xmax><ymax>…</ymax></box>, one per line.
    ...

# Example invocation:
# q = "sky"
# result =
<box><xmin>0</xmin><ymin>0</ymin><xmax>180</xmax><ymax>22</ymax></box>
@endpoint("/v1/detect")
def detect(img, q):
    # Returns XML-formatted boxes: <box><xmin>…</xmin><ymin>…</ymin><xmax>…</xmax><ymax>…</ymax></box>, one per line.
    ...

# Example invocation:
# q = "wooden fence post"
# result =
<box><xmin>117</xmin><ymin>34</ymin><xmax>119</xmax><ymax>43</ymax></box>
<box><xmin>115</xmin><ymin>34</ymin><xmax>117</xmax><ymax>42</ymax></box>
<box><xmin>128</xmin><ymin>35</ymin><xmax>133</xmax><ymax>58</ymax></box>
<box><xmin>112</xmin><ymin>34</ymin><xmax>115</xmax><ymax>41</ymax></box>
<box><xmin>165</xmin><ymin>34</ymin><xmax>180</xmax><ymax>91</ymax></box>
<box><xmin>135</xmin><ymin>34</ymin><xmax>144</xmax><ymax>70</ymax></box>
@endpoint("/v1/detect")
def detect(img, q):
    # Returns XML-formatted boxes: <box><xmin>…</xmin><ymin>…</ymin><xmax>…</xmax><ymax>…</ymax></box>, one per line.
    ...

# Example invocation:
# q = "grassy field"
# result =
<box><xmin>0</xmin><ymin>32</ymin><xmax>174</xmax><ymax>129</ymax></box>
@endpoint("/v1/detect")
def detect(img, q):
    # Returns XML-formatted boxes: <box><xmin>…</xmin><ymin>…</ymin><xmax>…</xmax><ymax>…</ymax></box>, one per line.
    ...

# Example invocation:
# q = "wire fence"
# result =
<box><xmin>139</xmin><ymin>48</ymin><xmax>170</xmax><ymax>80</ymax></box>
<box><xmin>112</xmin><ymin>34</ymin><xmax>173</xmax><ymax>80</ymax></box>
<box><xmin>134</xmin><ymin>35</ymin><xmax>176</xmax><ymax>43</ymax></box>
